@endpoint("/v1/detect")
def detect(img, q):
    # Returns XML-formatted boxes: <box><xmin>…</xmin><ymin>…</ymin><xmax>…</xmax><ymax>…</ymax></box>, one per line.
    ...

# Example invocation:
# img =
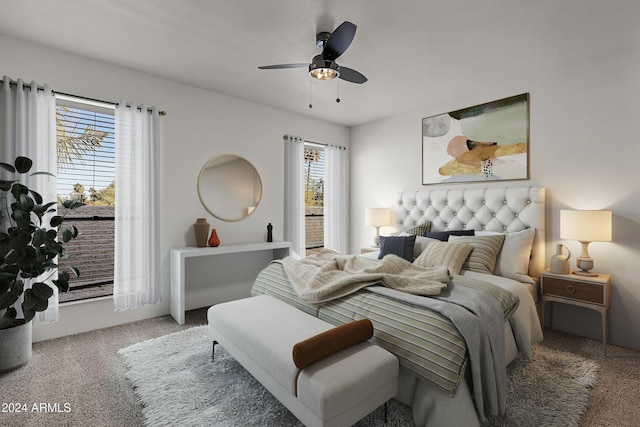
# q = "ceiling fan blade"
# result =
<box><xmin>338</xmin><ymin>66</ymin><xmax>367</xmax><ymax>84</ymax></box>
<box><xmin>258</xmin><ymin>63</ymin><xmax>309</xmax><ymax>70</ymax></box>
<box><xmin>323</xmin><ymin>21</ymin><xmax>356</xmax><ymax>61</ymax></box>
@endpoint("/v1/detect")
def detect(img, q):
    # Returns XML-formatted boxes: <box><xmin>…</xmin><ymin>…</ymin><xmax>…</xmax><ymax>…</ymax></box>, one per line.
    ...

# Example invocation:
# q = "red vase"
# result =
<box><xmin>208</xmin><ymin>229</ymin><xmax>221</xmax><ymax>247</ymax></box>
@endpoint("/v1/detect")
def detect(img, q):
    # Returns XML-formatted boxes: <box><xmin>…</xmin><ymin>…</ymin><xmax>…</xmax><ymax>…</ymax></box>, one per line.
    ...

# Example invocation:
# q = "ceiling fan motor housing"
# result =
<box><xmin>315</xmin><ymin>31</ymin><xmax>331</xmax><ymax>49</ymax></box>
<box><xmin>309</xmin><ymin>54</ymin><xmax>339</xmax><ymax>71</ymax></box>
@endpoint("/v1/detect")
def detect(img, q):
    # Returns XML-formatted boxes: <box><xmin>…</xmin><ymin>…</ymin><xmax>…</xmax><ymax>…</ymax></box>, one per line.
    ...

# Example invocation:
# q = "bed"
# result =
<box><xmin>252</xmin><ymin>186</ymin><xmax>545</xmax><ymax>426</ymax></box>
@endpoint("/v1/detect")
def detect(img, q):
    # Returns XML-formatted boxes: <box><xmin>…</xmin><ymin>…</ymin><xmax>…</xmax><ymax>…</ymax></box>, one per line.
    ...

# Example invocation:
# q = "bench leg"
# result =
<box><xmin>212</xmin><ymin>340</ymin><xmax>218</xmax><ymax>361</ymax></box>
<box><xmin>384</xmin><ymin>401</ymin><xmax>388</xmax><ymax>424</ymax></box>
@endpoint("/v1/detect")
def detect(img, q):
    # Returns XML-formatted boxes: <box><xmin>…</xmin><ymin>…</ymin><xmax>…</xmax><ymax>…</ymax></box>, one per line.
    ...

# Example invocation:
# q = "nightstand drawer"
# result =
<box><xmin>542</xmin><ymin>276</ymin><xmax>604</xmax><ymax>304</ymax></box>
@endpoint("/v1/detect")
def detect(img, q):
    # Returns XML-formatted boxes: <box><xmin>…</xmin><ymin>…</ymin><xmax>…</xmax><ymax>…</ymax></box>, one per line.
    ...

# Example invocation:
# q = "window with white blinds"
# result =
<box><xmin>304</xmin><ymin>146</ymin><xmax>324</xmax><ymax>253</ymax></box>
<box><xmin>55</xmin><ymin>97</ymin><xmax>116</xmax><ymax>303</ymax></box>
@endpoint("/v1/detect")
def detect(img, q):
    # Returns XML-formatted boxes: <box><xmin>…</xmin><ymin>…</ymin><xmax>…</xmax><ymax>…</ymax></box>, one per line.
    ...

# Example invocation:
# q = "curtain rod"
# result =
<box><xmin>1</xmin><ymin>79</ymin><xmax>166</xmax><ymax>116</ymax></box>
<box><xmin>283</xmin><ymin>134</ymin><xmax>346</xmax><ymax>150</ymax></box>
<box><xmin>304</xmin><ymin>139</ymin><xmax>347</xmax><ymax>151</ymax></box>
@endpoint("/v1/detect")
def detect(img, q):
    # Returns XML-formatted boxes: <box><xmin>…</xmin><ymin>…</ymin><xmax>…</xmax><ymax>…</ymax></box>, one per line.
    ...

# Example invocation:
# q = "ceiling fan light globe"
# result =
<box><xmin>310</xmin><ymin>68</ymin><xmax>338</xmax><ymax>80</ymax></box>
<box><xmin>309</xmin><ymin>55</ymin><xmax>339</xmax><ymax>80</ymax></box>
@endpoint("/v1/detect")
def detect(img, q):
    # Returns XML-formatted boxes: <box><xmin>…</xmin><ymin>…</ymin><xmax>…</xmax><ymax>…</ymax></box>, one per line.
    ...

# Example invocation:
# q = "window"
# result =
<box><xmin>55</xmin><ymin>97</ymin><xmax>115</xmax><ymax>303</ymax></box>
<box><xmin>304</xmin><ymin>145</ymin><xmax>324</xmax><ymax>255</ymax></box>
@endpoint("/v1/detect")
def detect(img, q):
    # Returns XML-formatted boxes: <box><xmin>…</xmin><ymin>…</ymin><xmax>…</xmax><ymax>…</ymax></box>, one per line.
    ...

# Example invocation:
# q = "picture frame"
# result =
<box><xmin>422</xmin><ymin>93</ymin><xmax>529</xmax><ymax>185</ymax></box>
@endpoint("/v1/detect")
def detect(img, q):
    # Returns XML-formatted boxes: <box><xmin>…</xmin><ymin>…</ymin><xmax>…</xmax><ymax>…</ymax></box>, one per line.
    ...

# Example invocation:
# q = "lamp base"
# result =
<box><xmin>574</xmin><ymin>253</ymin><xmax>596</xmax><ymax>277</ymax></box>
<box><xmin>572</xmin><ymin>270</ymin><xmax>598</xmax><ymax>277</ymax></box>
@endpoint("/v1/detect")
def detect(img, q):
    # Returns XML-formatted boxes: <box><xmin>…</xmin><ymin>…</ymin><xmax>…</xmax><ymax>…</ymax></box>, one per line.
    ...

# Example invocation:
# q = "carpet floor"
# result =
<box><xmin>1</xmin><ymin>308</ymin><xmax>639</xmax><ymax>427</ymax></box>
<box><xmin>119</xmin><ymin>325</ymin><xmax>597</xmax><ymax>427</ymax></box>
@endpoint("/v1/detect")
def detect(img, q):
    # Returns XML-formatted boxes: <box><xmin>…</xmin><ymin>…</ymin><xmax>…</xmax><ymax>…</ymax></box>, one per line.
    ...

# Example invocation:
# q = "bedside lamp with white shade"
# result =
<box><xmin>560</xmin><ymin>210</ymin><xmax>612</xmax><ymax>276</ymax></box>
<box><xmin>365</xmin><ymin>208</ymin><xmax>391</xmax><ymax>246</ymax></box>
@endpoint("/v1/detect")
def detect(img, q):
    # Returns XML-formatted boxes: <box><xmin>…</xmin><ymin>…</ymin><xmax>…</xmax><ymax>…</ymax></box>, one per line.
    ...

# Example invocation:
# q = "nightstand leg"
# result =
<box><xmin>602</xmin><ymin>310</ymin><xmax>608</xmax><ymax>357</ymax></box>
<box><xmin>547</xmin><ymin>301</ymin><xmax>553</xmax><ymax>328</ymax></box>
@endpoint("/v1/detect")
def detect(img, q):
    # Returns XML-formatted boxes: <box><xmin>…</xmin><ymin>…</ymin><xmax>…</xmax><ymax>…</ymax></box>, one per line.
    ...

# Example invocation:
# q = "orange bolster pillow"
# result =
<box><xmin>292</xmin><ymin>319</ymin><xmax>374</xmax><ymax>370</ymax></box>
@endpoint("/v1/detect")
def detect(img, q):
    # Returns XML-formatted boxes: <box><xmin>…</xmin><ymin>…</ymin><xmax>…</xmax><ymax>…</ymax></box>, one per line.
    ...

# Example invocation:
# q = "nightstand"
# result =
<box><xmin>540</xmin><ymin>271</ymin><xmax>611</xmax><ymax>355</ymax></box>
<box><xmin>360</xmin><ymin>246</ymin><xmax>380</xmax><ymax>254</ymax></box>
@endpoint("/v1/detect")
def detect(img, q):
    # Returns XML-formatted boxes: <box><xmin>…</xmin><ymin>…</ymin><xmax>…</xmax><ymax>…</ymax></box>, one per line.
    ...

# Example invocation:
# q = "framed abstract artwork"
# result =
<box><xmin>422</xmin><ymin>93</ymin><xmax>529</xmax><ymax>185</ymax></box>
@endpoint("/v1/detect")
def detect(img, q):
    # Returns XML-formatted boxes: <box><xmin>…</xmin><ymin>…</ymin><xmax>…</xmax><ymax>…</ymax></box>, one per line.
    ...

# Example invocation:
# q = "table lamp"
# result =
<box><xmin>560</xmin><ymin>210</ymin><xmax>612</xmax><ymax>276</ymax></box>
<box><xmin>365</xmin><ymin>208</ymin><xmax>391</xmax><ymax>246</ymax></box>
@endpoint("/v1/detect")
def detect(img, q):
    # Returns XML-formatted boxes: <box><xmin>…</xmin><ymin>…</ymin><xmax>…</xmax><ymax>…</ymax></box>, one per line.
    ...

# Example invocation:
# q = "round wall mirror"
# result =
<box><xmin>197</xmin><ymin>155</ymin><xmax>262</xmax><ymax>222</ymax></box>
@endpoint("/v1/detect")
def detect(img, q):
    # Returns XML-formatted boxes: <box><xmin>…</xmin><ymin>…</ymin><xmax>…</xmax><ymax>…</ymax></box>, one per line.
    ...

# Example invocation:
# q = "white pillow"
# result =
<box><xmin>477</xmin><ymin>229</ymin><xmax>535</xmax><ymax>284</ymax></box>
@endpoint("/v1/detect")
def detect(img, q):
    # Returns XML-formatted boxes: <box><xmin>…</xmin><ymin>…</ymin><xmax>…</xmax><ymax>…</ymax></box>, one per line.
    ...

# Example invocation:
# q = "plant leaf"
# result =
<box><xmin>0</xmin><ymin>179</ymin><xmax>14</xmax><ymax>191</ymax></box>
<box><xmin>4</xmin><ymin>249</ymin><xmax>26</xmax><ymax>265</ymax></box>
<box><xmin>69</xmin><ymin>266</ymin><xmax>80</xmax><ymax>278</ymax></box>
<box><xmin>50</xmin><ymin>215</ymin><xmax>64</xmax><ymax>227</ymax></box>
<box><xmin>0</xmin><ymin>287</ymin><xmax>21</xmax><ymax>310</ymax></box>
<box><xmin>44</xmin><ymin>239</ymin><xmax>62</xmax><ymax>254</ymax></box>
<box><xmin>53</xmin><ymin>273</ymin><xmax>70</xmax><ymax>292</ymax></box>
<box><xmin>0</xmin><ymin>162</ymin><xmax>16</xmax><ymax>173</ymax></box>
<box><xmin>18</xmin><ymin>193</ymin><xmax>35</xmax><ymax>211</ymax></box>
<box><xmin>32</xmin><ymin>228</ymin><xmax>47</xmax><ymax>246</ymax></box>
<box><xmin>11</xmin><ymin>183</ymin><xmax>29</xmax><ymax>197</ymax></box>
<box><xmin>14</xmin><ymin>157</ymin><xmax>33</xmax><ymax>174</ymax></box>
<box><xmin>11</xmin><ymin>209</ymin><xmax>31</xmax><ymax>225</ymax></box>
<box><xmin>31</xmin><ymin>282</ymin><xmax>54</xmax><ymax>300</ymax></box>
<box><xmin>0</xmin><ymin>307</ymin><xmax>17</xmax><ymax>330</ymax></box>
<box><xmin>33</xmin><ymin>202</ymin><xmax>57</xmax><ymax>216</ymax></box>
<box><xmin>61</xmin><ymin>228</ymin><xmax>73</xmax><ymax>243</ymax></box>
<box><xmin>30</xmin><ymin>171</ymin><xmax>56</xmax><ymax>178</ymax></box>
<box><xmin>62</xmin><ymin>199</ymin><xmax>85</xmax><ymax>210</ymax></box>
<box><xmin>29</xmin><ymin>189</ymin><xmax>43</xmax><ymax>204</ymax></box>
<box><xmin>22</xmin><ymin>307</ymin><xmax>36</xmax><ymax>323</ymax></box>
<box><xmin>10</xmin><ymin>231</ymin><xmax>31</xmax><ymax>250</ymax></box>
<box><xmin>22</xmin><ymin>289</ymin><xmax>37</xmax><ymax>311</ymax></box>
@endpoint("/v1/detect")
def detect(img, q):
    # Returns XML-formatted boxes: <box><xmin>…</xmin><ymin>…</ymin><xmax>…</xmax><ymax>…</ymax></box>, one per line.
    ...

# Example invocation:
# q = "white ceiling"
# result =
<box><xmin>0</xmin><ymin>0</ymin><xmax>633</xmax><ymax>127</ymax></box>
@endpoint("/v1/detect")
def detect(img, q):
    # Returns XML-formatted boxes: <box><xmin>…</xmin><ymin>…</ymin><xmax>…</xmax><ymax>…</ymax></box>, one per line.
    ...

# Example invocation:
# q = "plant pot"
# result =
<box><xmin>0</xmin><ymin>320</ymin><xmax>32</xmax><ymax>372</ymax></box>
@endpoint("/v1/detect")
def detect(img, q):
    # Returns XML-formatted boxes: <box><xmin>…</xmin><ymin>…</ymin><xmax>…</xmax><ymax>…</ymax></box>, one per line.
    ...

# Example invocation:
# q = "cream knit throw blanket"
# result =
<box><xmin>282</xmin><ymin>249</ymin><xmax>450</xmax><ymax>304</ymax></box>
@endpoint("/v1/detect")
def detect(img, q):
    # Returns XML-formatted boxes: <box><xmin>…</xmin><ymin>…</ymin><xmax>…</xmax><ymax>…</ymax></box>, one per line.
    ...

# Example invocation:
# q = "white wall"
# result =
<box><xmin>350</xmin><ymin>25</ymin><xmax>640</xmax><ymax>350</ymax></box>
<box><xmin>0</xmin><ymin>35</ymin><xmax>349</xmax><ymax>342</ymax></box>
<box><xmin>3</xmin><ymin>10</ymin><xmax>639</xmax><ymax>351</ymax></box>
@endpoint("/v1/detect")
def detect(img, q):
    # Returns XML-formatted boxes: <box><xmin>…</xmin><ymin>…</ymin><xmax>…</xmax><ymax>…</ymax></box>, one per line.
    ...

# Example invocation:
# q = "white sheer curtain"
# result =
<box><xmin>283</xmin><ymin>135</ymin><xmax>305</xmax><ymax>258</ymax></box>
<box><xmin>113</xmin><ymin>102</ymin><xmax>161</xmax><ymax>310</ymax></box>
<box><xmin>0</xmin><ymin>76</ymin><xmax>58</xmax><ymax>323</ymax></box>
<box><xmin>323</xmin><ymin>144</ymin><xmax>347</xmax><ymax>253</ymax></box>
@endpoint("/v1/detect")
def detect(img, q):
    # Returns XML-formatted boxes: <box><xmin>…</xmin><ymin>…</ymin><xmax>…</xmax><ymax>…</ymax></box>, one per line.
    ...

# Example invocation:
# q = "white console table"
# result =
<box><xmin>170</xmin><ymin>241</ymin><xmax>291</xmax><ymax>324</ymax></box>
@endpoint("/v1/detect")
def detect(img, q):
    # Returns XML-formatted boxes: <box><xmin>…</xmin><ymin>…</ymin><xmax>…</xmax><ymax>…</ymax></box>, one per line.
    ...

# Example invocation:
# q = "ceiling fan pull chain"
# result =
<box><xmin>309</xmin><ymin>78</ymin><xmax>313</xmax><ymax>108</ymax></box>
<box><xmin>336</xmin><ymin>78</ymin><xmax>341</xmax><ymax>103</ymax></box>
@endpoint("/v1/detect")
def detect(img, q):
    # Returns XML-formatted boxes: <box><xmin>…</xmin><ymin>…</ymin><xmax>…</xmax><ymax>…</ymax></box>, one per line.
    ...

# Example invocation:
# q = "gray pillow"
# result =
<box><xmin>378</xmin><ymin>235</ymin><xmax>416</xmax><ymax>262</ymax></box>
<box><xmin>425</xmin><ymin>230</ymin><xmax>475</xmax><ymax>241</ymax></box>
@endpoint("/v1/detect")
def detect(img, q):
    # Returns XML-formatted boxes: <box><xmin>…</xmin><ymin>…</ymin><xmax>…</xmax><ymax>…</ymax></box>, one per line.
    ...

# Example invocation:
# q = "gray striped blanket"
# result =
<box><xmin>251</xmin><ymin>259</ymin><xmax>520</xmax><ymax>420</ymax></box>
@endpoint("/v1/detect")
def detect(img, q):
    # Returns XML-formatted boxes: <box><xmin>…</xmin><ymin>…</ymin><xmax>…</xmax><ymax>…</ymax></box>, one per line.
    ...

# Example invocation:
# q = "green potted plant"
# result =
<box><xmin>0</xmin><ymin>156</ymin><xmax>82</xmax><ymax>371</ymax></box>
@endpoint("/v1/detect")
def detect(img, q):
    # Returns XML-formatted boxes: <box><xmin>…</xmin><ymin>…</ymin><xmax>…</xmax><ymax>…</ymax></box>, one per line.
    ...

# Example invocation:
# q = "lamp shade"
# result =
<box><xmin>560</xmin><ymin>210</ymin><xmax>612</xmax><ymax>242</ymax></box>
<box><xmin>365</xmin><ymin>208</ymin><xmax>391</xmax><ymax>227</ymax></box>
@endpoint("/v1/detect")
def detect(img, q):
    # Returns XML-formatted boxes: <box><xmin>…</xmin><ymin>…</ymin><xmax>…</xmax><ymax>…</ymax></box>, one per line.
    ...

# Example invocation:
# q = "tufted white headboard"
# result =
<box><xmin>394</xmin><ymin>187</ymin><xmax>546</xmax><ymax>278</ymax></box>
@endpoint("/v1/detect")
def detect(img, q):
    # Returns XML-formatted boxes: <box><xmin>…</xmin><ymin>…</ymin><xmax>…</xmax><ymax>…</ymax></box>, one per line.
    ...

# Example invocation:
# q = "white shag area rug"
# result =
<box><xmin>119</xmin><ymin>325</ymin><xmax>597</xmax><ymax>427</ymax></box>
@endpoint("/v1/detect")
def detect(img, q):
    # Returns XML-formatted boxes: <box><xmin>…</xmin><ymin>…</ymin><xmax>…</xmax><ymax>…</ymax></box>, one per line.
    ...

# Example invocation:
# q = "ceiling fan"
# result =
<box><xmin>258</xmin><ymin>21</ymin><xmax>367</xmax><ymax>85</ymax></box>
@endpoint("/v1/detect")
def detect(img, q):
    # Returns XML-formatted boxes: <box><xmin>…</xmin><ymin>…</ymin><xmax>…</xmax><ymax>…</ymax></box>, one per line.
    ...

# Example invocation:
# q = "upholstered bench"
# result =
<box><xmin>207</xmin><ymin>294</ymin><xmax>399</xmax><ymax>427</ymax></box>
